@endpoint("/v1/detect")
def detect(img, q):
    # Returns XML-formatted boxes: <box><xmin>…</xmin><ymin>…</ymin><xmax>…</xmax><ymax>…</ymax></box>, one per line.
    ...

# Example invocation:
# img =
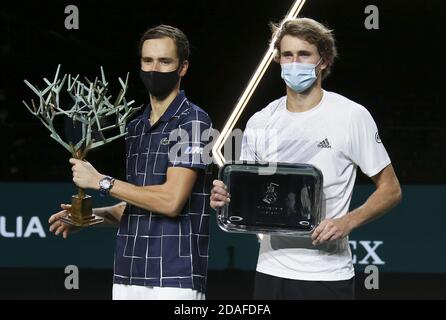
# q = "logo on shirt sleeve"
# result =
<box><xmin>184</xmin><ymin>146</ymin><xmax>204</xmax><ymax>155</ymax></box>
<box><xmin>375</xmin><ymin>132</ymin><xmax>382</xmax><ymax>143</ymax></box>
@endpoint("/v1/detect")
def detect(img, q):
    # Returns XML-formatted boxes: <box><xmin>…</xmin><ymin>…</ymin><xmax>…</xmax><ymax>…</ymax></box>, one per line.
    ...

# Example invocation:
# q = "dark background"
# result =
<box><xmin>1</xmin><ymin>0</ymin><xmax>445</xmax><ymax>184</ymax></box>
<box><xmin>1</xmin><ymin>0</ymin><xmax>445</xmax><ymax>300</ymax></box>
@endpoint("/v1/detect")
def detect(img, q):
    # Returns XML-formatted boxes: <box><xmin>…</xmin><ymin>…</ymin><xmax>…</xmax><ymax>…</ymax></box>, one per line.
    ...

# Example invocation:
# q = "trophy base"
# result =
<box><xmin>61</xmin><ymin>194</ymin><xmax>104</xmax><ymax>227</ymax></box>
<box><xmin>61</xmin><ymin>214</ymin><xmax>104</xmax><ymax>227</ymax></box>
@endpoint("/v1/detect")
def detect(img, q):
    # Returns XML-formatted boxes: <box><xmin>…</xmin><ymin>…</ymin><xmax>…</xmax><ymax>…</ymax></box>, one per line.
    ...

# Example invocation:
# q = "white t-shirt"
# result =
<box><xmin>240</xmin><ymin>90</ymin><xmax>391</xmax><ymax>281</ymax></box>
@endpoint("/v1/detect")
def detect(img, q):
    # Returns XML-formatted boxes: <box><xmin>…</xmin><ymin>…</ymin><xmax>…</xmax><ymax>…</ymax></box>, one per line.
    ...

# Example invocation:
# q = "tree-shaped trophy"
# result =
<box><xmin>23</xmin><ymin>65</ymin><xmax>140</xmax><ymax>227</ymax></box>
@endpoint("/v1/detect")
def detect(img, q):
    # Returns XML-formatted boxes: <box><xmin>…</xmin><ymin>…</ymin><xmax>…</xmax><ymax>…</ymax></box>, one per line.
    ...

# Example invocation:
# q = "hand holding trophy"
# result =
<box><xmin>23</xmin><ymin>65</ymin><xmax>140</xmax><ymax>227</ymax></box>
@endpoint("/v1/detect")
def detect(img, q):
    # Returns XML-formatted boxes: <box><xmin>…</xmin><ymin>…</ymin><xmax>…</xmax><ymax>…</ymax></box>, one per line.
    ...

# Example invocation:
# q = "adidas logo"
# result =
<box><xmin>317</xmin><ymin>138</ymin><xmax>331</xmax><ymax>148</ymax></box>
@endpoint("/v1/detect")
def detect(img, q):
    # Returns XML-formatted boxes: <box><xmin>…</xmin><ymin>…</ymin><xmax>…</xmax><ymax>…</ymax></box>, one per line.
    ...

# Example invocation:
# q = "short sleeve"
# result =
<box><xmin>240</xmin><ymin>118</ymin><xmax>260</xmax><ymax>161</ymax></box>
<box><xmin>348</xmin><ymin>106</ymin><xmax>391</xmax><ymax>177</ymax></box>
<box><xmin>168</xmin><ymin>109</ymin><xmax>213</xmax><ymax>170</ymax></box>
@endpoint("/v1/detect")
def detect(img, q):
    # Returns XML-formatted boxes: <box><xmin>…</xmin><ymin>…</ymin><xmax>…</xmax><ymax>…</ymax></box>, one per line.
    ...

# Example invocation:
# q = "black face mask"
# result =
<box><xmin>139</xmin><ymin>67</ymin><xmax>180</xmax><ymax>99</ymax></box>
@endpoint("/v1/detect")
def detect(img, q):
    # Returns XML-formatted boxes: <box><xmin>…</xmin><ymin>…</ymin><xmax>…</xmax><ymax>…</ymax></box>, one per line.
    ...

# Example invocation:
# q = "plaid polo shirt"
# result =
<box><xmin>113</xmin><ymin>91</ymin><xmax>213</xmax><ymax>293</ymax></box>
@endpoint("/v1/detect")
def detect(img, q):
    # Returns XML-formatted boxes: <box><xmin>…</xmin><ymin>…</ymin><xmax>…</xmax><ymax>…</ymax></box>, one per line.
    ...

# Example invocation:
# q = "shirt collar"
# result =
<box><xmin>142</xmin><ymin>90</ymin><xmax>187</xmax><ymax>130</ymax></box>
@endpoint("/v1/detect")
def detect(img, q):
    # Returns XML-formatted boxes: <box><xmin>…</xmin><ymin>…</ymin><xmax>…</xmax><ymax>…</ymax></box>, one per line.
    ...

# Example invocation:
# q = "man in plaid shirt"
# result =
<box><xmin>49</xmin><ymin>25</ymin><xmax>213</xmax><ymax>300</ymax></box>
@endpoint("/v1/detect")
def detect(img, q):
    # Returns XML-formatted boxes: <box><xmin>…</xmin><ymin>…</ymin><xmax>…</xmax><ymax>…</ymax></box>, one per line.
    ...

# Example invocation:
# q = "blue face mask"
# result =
<box><xmin>280</xmin><ymin>58</ymin><xmax>323</xmax><ymax>93</ymax></box>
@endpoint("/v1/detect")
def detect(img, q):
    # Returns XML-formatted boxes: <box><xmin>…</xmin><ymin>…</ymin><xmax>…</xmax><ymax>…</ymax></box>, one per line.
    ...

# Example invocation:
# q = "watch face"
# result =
<box><xmin>101</xmin><ymin>178</ymin><xmax>111</xmax><ymax>189</ymax></box>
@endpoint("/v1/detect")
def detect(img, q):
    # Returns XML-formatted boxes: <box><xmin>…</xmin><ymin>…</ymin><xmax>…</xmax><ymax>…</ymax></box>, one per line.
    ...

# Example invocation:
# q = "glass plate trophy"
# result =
<box><xmin>23</xmin><ymin>65</ymin><xmax>140</xmax><ymax>227</ymax></box>
<box><xmin>217</xmin><ymin>162</ymin><xmax>323</xmax><ymax>236</ymax></box>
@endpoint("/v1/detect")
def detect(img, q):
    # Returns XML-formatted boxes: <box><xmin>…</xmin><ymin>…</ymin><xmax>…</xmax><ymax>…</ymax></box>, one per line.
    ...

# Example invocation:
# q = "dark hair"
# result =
<box><xmin>138</xmin><ymin>25</ymin><xmax>190</xmax><ymax>64</ymax></box>
<box><xmin>271</xmin><ymin>18</ymin><xmax>338</xmax><ymax>80</ymax></box>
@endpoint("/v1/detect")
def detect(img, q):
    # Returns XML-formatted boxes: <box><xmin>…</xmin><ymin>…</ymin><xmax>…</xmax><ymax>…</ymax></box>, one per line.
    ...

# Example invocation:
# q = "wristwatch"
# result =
<box><xmin>99</xmin><ymin>176</ymin><xmax>115</xmax><ymax>197</ymax></box>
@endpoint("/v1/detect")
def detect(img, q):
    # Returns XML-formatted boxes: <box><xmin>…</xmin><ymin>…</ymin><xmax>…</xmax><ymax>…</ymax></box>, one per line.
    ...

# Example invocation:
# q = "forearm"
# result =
<box><xmin>346</xmin><ymin>183</ymin><xmax>402</xmax><ymax>231</ymax></box>
<box><xmin>93</xmin><ymin>201</ymin><xmax>126</xmax><ymax>226</ymax></box>
<box><xmin>79</xmin><ymin>166</ymin><xmax>197</xmax><ymax>218</ymax></box>
<box><xmin>108</xmin><ymin>180</ymin><xmax>178</xmax><ymax>217</ymax></box>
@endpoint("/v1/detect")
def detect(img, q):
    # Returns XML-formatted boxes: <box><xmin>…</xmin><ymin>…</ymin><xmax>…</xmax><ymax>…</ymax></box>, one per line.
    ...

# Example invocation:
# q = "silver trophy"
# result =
<box><xmin>217</xmin><ymin>162</ymin><xmax>323</xmax><ymax>236</ymax></box>
<box><xmin>23</xmin><ymin>65</ymin><xmax>140</xmax><ymax>227</ymax></box>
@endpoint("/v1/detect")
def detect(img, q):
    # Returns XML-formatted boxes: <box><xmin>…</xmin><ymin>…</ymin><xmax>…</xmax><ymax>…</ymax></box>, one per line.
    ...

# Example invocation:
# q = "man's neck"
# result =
<box><xmin>286</xmin><ymin>83</ymin><xmax>323</xmax><ymax>113</ymax></box>
<box><xmin>149</xmin><ymin>87</ymin><xmax>180</xmax><ymax>125</ymax></box>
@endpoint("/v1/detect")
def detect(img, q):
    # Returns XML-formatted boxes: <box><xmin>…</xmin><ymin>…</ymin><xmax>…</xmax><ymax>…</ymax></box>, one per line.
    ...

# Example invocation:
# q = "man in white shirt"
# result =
<box><xmin>210</xmin><ymin>17</ymin><xmax>402</xmax><ymax>299</ymax></box>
